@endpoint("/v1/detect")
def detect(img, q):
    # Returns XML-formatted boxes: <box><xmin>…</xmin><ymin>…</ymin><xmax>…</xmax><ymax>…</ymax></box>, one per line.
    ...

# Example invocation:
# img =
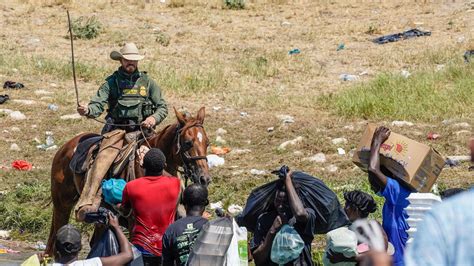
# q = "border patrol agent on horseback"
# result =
<box><xmin>75</xmin><ymin>43</ymin><xmax>168</xmax><ymax>221</ymax></box>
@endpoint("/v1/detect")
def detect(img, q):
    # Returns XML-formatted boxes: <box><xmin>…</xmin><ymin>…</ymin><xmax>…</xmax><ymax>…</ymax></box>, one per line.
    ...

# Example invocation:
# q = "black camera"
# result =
<box><xmin>84</xmin><ymin>207</ymin><xmax>110</xmax><ymax>224</ymax></box>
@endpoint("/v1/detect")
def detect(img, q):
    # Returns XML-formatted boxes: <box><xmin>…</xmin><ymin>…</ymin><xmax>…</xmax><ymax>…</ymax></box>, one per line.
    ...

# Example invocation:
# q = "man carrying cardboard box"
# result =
<box><xmin>367</xmin><ymin>126</ymin><xmax>412</xmax><ymax>266</ymax></box>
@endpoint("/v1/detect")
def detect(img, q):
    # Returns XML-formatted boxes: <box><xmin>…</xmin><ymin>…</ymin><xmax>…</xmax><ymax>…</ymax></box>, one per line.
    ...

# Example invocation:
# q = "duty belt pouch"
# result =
<box><xmin>141</xmin><ymin>101</ymin><xmax>156</xmax><ymax>118</ymax></box>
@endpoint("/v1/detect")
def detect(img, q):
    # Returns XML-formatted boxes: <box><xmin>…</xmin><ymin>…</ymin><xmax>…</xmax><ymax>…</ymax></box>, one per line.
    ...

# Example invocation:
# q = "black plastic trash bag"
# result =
<box><xmin>187</xmin><ymin>217</ymin><xmax>233</xmax><ymax>266</ymax></box>
<box><xmin>373</xmin><ymin>28</ymin><xmax>431</xmax><ymax>44</ymax></box>
<box><xmin>238</xmin><ymin>171</ymin><xmax>349</xmax><ymax>234</ymax></box>
<box><xmin>87</xmin><ymin>228</ymin><xmax>143</xmax><ymax>266</ymax></box>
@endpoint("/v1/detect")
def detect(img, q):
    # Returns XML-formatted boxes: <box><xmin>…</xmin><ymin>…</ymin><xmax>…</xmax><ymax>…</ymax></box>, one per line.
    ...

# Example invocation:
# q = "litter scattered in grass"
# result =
<box><xmin>320</xmin><ymin>63</ymin><xmax>474</xmax><ymax>121</ymax></box>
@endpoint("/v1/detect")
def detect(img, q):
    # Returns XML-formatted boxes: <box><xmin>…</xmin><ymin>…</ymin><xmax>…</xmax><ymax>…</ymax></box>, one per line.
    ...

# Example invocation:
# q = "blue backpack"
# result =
<box><xmin>102</xmin><ymin>178</ymin><xmax>127</xmax><ymax>205</ymax></box>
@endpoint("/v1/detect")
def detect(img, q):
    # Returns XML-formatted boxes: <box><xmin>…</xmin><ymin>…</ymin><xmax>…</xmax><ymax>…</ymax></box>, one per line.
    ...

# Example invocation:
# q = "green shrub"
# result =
<box><xmin>224</xmin><ymin>0</ymin><xmax>245</xmax><ymax>9</ymax></box>
<box><xmin>71</xmin><ymin>15</ymin><xmax>102</xmax><ymax>40</ymax></box>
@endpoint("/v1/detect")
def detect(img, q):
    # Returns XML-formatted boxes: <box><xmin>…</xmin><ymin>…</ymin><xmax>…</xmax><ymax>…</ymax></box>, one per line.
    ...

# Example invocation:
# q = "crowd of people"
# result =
<box><xmin>38</xmin><ymin>43</ymin><xmax>472</xmax><ymax>266</ymax></box>
<box><xmin>41</xmin><ymin>125</ymin><xmax>473</xmax><ymax>266</ymax></box>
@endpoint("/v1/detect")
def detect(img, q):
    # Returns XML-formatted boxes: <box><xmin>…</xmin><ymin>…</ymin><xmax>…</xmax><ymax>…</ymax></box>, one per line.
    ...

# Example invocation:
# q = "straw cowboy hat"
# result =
<box><xmin>110</xmin><ymin>43</ymin><xmax>145</xmax><ymax>61</ymax></box>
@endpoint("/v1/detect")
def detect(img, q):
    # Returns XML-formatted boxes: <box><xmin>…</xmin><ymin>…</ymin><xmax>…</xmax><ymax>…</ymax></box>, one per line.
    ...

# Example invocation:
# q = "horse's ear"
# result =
<box><xmin>196</xmin><ymin>107</ymin><xmax>205</xmax><ymax>124</ymax></box>
<box><xmin>174</xmin><ymin>107</ymin><xmax>186</xmax><ymax>126</ymax></box>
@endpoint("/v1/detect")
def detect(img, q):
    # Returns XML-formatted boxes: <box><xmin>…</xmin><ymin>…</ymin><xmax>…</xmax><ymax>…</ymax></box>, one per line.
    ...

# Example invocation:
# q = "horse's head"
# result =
<box><xmin>175</xmin><ymin>107</ymin><xmax>211</xmax><ymax>186</ymax></box>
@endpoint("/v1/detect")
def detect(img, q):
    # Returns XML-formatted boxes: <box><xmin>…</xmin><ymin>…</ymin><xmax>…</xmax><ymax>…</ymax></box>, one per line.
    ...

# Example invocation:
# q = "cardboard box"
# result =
<box><xmin>353</xmin><ymin>123</ymin><xmax>445</xmax><ymax>192</ymax></box>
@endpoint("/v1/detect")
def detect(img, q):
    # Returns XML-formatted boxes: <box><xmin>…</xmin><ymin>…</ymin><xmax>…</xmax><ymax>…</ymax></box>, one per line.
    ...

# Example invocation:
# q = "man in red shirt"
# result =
<box><xmin>122</xmin><ymin>148</ymin><xmax>181</xmax><ymax>265</ymax></box>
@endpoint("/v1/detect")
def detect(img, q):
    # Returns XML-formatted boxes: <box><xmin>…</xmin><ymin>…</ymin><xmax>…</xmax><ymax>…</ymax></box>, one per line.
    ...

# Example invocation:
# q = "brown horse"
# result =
<box><xmin>45</xmin><ymin>107</ymin><xmax>210</xmax><ymax>255</ymax></box>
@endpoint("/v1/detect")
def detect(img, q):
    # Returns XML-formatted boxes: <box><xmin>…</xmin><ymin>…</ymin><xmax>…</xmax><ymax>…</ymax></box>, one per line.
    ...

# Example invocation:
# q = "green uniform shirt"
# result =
<box><xmin>87</xmin><ymin>68</ymin><xmax>168</xmax><ymax>124</ymax></box>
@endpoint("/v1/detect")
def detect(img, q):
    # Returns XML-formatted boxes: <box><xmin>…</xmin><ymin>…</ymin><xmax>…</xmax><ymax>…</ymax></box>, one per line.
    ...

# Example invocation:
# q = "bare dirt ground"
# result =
<box><xmin>0</xmin><ymin>0</ymin><xmax>473</xmax><ymax>263</ymax></box>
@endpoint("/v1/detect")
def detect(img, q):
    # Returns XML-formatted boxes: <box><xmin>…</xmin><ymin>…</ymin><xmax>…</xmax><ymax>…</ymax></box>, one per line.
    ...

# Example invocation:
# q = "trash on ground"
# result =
<box><xmin>427</xmin><ymin>132</ymin><xmax>440</xmax><ymax>140</ymax></box>
<box><xmin>267</xmin><ymin>127</ymin><xmax>274</xmax><ymax>132</ymax></box>
<box><xmin>3</xmin><ymin>81</ymin><xmax>25</xmax><ymax>89</ymax></box>
<box><xmin>401</xmin><ymin>70</ymin><xmax>411</xmax><ymax>78</ymax></box>
<box><xmin>453</xmin><ymin>122</ymin><xmax>470</xmax><ymax>128</ymax></box>
<box><xmin>230</xmin><ymin>148</ymin><xmax>251</xmax><ymax>155</ymax></box>
<box><xmin>358</xmin><ymin>70</ymin><xmax>369</xmax><ymax>76</ymax></box>
<box><xmin>210</xmin><ymin>201</ymin><xmax>223</xmax><ymax>210</ymax></box>
<box><xmin>336</xmin><ymin>43</ymin><xmax>345</xmax><ymax>51</ymax></box>
<box><xmin>464</xmin><ymin>50</ymin><xmax>474</xmax><ymax>63</ymax></box>
<box><xmin>305</xmin><ymin>153</ymin><xmax>326</xmax><ymax>163</ymax></box>
<box><xmin>9</xmin><ymin>111</ymin><xmax>26</xmax><ymax>120</ymax></box>
<box><xmin>0</xmin><ymin>108</ymin><xmax>13</xmax><ymax>114</ymax></box>
<box><xmin>391</xmin><ymin>120</ymin><xmax>414</xmax><ymax>127</ymax></box>
<box><xmin>34</xmin><ymin>89</ymin><xmax>53</xmax><ymax>95</ymax></box>
<box><xmin>354</xmin><ymin>123</ymin><xmax>445</xmax><ymax>192</ymax></box>
<box><xmin>281</xmin><ymin>21</ymin><xmax>291</xmax><ymax>27</ymax></box>
<box><xmin>344</xmin><ymin>125</ymin><xmax>355</xmax><ymax>130</ymax></box>
<box><xmin>227</xmin><ymin>204</ymin><xmax>243</xmax><ymax>216</ymax></box>
<box><xmin>36</xmin><ymin>131</ymin><xmax>57</xmax><ymax>151</ymax></box>
<box><xmin>278</xmin><ymin>136</ymin><xmax>303</xmax><ymax>150</ymax></box>
<box><xmin>455</xmin><ymin>130</ymin><xmax>470</xmax><ymax>136</ymax></box>
<box><xmin>207</xmin><ymin>154</ymin><xmax>225</xmax><ymax>168</ymax></box>
<box><xmin>337</xmin><ymin>148</ymin><xmax>346</xmax><ymax>155</ymax></box>
<box><xmin>373</xmin><ymin>28</ymin><xmax>431</xmax><ymax>44</ymax></box>
<box><xmin>0</xmin><ymin>95</ymin><xmax>9</xmax><ymax>104</ymax></box>
<box><xmin>435</xmin><ymin>64</ymin><xmax>445</xmax><ymax>72</ymax></box>
<box><xmin>211</xmin><ymin>146</ymin><xmax>231</xmax><ymax>155</ymax></box>
<box><xmin>34</xmin><ymin>241</ymin><xmax>46</xmax><ymax>250</ymax></box>
<box><xmin>250</xmin><ymin>169</ymin><xmax>266</xmax><ymax>175</ymax></box>
<box><xmin>240</xmin><ymin>112</ymin><xmax>248</xmax><ymax>117</ymax></box>
<box><xmin>331</xmin><ymin>137</ymin><xmax>348</xmax><ymax>145</ymax></box>
<box><xmin>288</xmin><ymin>48</ymin><xmax>301</xmax><ymax>55</ymax></box>
<box><xmin>12</xmin><ymin>160</ymin><xmax>32</xmax><ymax>171</ymax></box>
<box><xmin>212</xmin><ymin>106</ymin><xmax>221</xmax><ymax>111</ymax></box>
<box><xmin>0</xmin><ymin>246</ymin><xmax>20</xmax><ymax>254</ymax></box>
<box><xmin>215</xmin><ymin>128</ymin><xmax>227</xmax><ymax>135</ymax></box>
<box><xmin>215</xmin><ymin>135</ymin><xmax>227</xmax><ymax>145</ymax></box>
<box><xmin>48</xmin><ymin>104</ymin><xmax>59</xmax><ymax>111</ymax></box>
<box><xmin>446</xmin><ymin>155</ymin><xmax>471</xmax><ymax>162</ymax></box>
<box><xmin>293</xmin><ymin>151</ymin><xmax>303</xmax><ymax>156</ymax></box>
<box><xmin>276</xmin><ymin>114</ymin><xmax>295</xmax><ymax>124</ymax></box>
<box><xmin>339</xmin><ymin>74</ymin><xmax>358</xmax><ymax>81</ymax></box>
<box><xmin>327</xmin><ymin>164</ymin><xmax>339</xmax><ymax>172</ymax></box>
<box><xmin>9</xmin><ymin>143</ymin><xmax>20</xmax><ymax>151</ymax></box>
<box><xmin>60</xmin><ymin>113</ymin><xmax>82</xmax><ymax>120</ymax></box>
<box><xmin>12</xmin><ymin>99</ymin><xmax>36</xmax><ymax>105</ymax></box>
<box><xmin>0</xmin><ymin>230</ymin><xmax>10</xmax><ymax>239</ymax></box>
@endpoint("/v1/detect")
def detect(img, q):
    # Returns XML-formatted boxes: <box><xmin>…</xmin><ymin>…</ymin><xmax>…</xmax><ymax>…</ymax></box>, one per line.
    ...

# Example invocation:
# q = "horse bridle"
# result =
<box><xmin>175</xmin><ymin>123</ymin><xmax>208</xmax><ymax>185</ymax></box>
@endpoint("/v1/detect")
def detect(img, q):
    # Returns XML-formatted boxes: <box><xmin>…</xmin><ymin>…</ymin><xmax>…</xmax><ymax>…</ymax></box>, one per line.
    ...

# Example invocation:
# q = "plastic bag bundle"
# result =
<box><xmin>187</xmin><ymin>217</ymin><xmax>234</xmax><ymax>266</ymax></box>
<box><xmin>238</xmin><ymin>171</ymin><xmax>349</xmax><ymax>234</ymax></box>
<box><xmin>270</xmin><ymin>225</ymin><xmax>305</xmax><ymax>265</ymax></box>
<box><xmin>102</xmin><ymin>178</ymin><xmax>127</xmax><ymax>205</ymax></box>
<box><xmin>87</xmin><ymin>228</ymin><xmax>143</xmax><ymax>266</ymax></box>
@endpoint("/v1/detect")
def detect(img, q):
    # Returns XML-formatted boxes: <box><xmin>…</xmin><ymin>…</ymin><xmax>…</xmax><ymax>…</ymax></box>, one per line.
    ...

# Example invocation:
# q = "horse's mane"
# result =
<box><xmin>152</xmin><ymin>115</ymin><xmax>202</xmax><ymax>141</ymax></box>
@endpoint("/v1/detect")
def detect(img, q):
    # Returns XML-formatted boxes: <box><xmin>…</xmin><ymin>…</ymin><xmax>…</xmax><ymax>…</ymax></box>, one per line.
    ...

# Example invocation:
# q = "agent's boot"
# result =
<box><xmin>75</xmin><ymin>129</ymin><xmax>125</xmax><ymax>221</ymax></box>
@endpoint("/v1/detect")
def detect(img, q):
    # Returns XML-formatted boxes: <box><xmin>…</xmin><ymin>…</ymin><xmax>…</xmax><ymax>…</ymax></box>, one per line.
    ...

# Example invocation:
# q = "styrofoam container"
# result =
<box><xmin>407</xmin><ymin>227</ymin><xmax>417</xmax><ymax>238</ymax></box>
<box><xmin>406</xmin><ymin>217</ymin><xmax>423</xmax><ymax>228</ymax></box>
<box><xmin>406</xmin><ymin>206</ymin><xmax>431</xmax><ymax>218</ymax></box>
<box><xmin>407</xmin><ymin>193</ymin><xmax>441</xmax><ymax>206</ymax></box>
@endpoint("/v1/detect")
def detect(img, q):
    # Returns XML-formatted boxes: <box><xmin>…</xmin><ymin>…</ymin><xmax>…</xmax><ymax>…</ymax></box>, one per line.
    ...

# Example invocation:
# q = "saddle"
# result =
<box><xmin>70</xmin><ymin>131</ymin><xmax>145</xmax><ymax>182</ymax></box>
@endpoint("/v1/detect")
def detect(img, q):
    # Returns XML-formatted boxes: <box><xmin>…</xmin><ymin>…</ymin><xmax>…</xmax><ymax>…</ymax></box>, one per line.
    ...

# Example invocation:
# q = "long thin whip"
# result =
<box><xmin>67</xmin><ymin>10</ymin><xmax>80</xmax><ymax>107</ymax></box>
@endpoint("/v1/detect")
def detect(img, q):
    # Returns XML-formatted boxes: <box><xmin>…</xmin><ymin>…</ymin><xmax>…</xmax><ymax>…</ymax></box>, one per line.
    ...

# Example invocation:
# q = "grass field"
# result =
<box><xmin>0</xmin><ymin>0</ymin><xmax>473</xmax><ymax>262</ymax></box>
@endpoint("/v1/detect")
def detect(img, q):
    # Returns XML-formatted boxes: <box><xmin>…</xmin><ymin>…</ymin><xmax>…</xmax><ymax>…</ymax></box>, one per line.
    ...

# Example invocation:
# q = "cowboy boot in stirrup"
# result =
<box><xmin>75</xmin><ymin>129</ymin><xmax>125</xmax><ymax>221</ymax></box>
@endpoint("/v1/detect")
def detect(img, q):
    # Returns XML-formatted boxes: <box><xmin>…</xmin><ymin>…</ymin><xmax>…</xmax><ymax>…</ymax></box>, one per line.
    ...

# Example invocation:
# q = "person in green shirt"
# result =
<box><xmin>77</xmin><ymin>42</ymin><xmax>168</xmax><ymax>133</ymax></box>
<box><xmin>74</xmin><ymin>43</ymin><xmax>168</xmax><ymax>221</ymax></box>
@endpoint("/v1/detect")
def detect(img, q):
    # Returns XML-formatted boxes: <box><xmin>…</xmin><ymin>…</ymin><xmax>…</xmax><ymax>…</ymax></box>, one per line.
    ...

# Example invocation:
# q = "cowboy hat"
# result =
<box><xmin>110</xmin><ymin>43</ymin><xmax>144</xmax><ymax>61</ymax></box>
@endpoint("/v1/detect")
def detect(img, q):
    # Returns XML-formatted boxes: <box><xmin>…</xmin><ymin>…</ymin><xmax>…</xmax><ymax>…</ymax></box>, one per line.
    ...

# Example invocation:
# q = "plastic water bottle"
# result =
<box><xmin>45</xmin><ymin>131</ymin><xmax>54</xmax><ymax>146</ymax></box>
<box><xmin>48</xmin><ymin>104</ymin><xmax>59</xmax><ymax>111</ymax></box>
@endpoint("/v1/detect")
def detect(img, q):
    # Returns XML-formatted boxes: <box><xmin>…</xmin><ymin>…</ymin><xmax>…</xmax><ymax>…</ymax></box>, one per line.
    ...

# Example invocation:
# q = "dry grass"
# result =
<box><xmin>0</xmin><ymin>0</ymin><xmax>473</xmax><ymax>261</ymax></box>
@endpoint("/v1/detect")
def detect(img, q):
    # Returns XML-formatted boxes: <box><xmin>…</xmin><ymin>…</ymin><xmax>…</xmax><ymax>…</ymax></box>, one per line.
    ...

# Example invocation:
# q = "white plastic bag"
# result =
<box><xmin>225</xmin><ymin>218</ymin><xmax>248</xmax><ymax>266</ymax></box>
